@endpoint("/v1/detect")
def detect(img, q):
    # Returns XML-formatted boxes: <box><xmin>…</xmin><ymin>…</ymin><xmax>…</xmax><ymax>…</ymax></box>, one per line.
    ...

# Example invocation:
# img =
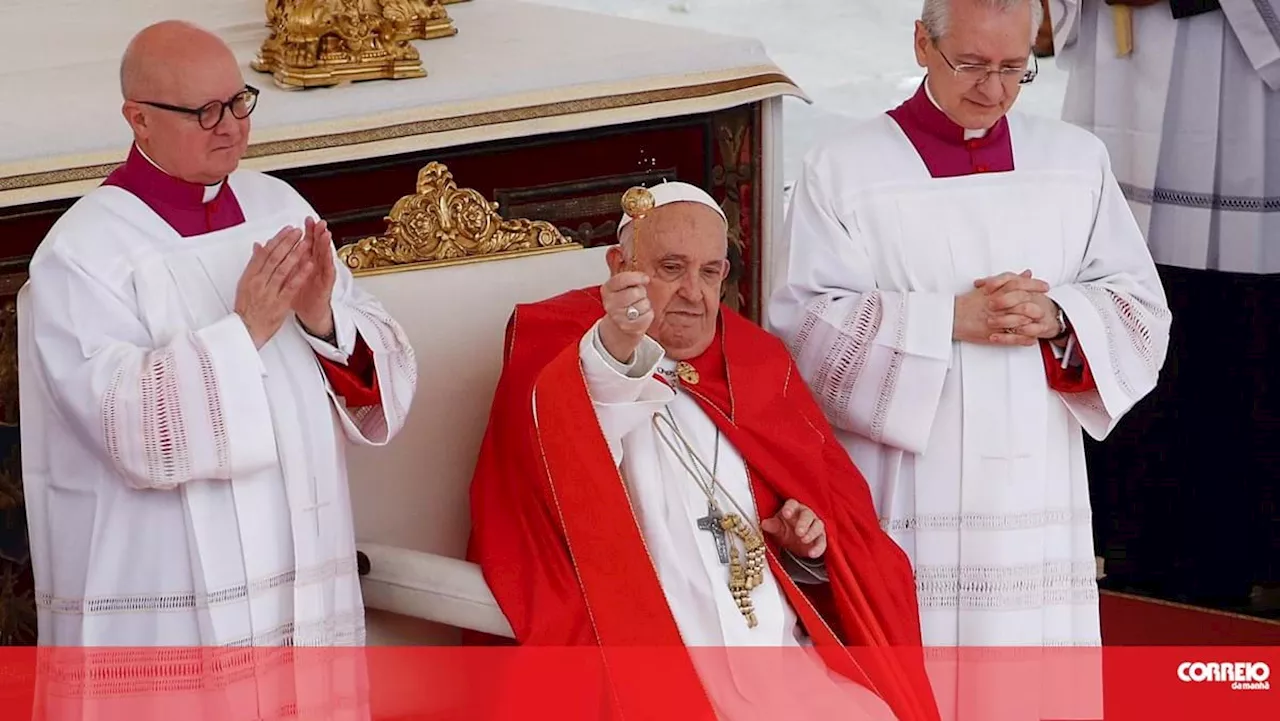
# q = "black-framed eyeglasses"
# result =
<box><xmin>932</xmin><ymin>40</ymin><xmax>1038</xmax><ymax>86</ymax></box>
<box><xmin>137</xmin><ymin>85</ymin><xmax>260</xmax><ymax>130</ymax></box>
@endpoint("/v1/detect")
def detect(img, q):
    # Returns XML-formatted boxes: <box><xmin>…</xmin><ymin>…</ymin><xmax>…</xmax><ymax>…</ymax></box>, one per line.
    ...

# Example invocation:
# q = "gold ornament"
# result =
<box><xmin>620</xmin><ymin>186</ymin><xmax>656</xmax><ymax>218</ymax></box>
<box><xmin>251</xmin><ymin>0</ymin><xmax>459</xmax><ymax>90</ymax></box>
<box><xmin>337</xmin><ymin>162</ymin><xmax>577</xmax><ymax>273</ymax></box>
<box><xmin>722</xmin><ymin>513</ymin><xmax>766</xmax><ymax>628</ymax></box>
<box><xmin>675</xmin><ymin>361</ymin><xmax>700</xmax><ymax>386</ymax></box>
<box><xmin>620</xmin><ymin>186</ymin><xmax>655</xmax><ymax>267</ymax></box>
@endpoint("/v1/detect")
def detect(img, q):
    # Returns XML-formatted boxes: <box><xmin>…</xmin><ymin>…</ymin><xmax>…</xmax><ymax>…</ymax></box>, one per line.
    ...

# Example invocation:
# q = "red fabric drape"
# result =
<box><xmin>466</xmin><ymin>287</ymin><xmax>940</xmax><ymax>721</ymax></box>
<box><xmin>317</xmin><ymin>335</ymin><xmax>380</xmax><ymax>407</ymax></box>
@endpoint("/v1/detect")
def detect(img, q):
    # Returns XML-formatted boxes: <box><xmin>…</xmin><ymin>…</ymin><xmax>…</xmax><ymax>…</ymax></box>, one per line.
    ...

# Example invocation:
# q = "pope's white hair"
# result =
<box><xmin>921</xmin><ymin>0</ymin><xmax>1043</xmax><ymax>45</ymax></box>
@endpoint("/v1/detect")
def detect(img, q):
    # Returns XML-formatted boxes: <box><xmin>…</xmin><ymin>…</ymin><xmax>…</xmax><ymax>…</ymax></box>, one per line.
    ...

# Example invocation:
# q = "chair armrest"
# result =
<box><xmin>356</xmin><ymin>542</ymin><xmax>515</xmax><ymax>639</ymax></box>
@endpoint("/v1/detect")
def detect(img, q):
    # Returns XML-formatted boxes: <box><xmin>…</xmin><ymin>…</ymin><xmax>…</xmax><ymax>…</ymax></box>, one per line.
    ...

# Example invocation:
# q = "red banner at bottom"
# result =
<box><xmin>0</xmin><ymin>646</ymin><xmax>1273</xmax><ymax>720</ymax></box>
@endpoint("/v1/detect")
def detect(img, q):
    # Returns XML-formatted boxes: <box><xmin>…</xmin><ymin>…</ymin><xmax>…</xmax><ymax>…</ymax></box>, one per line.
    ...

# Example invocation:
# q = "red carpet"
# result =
<box><xmin>1100</xmin><ymin>590</ymin><xmax>1280</xmax><ymax>645</ymax></box>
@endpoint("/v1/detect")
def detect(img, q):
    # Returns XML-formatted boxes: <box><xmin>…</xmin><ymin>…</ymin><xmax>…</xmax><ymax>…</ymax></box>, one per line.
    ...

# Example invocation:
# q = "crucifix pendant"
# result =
<box><xmin>697</xmin><ymin>502</ymin><xmax>730</xmax><ymax>565</ymax></box>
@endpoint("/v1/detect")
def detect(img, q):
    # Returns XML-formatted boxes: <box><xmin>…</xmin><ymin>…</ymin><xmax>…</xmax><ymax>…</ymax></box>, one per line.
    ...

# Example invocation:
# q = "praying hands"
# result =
<box><xmin>234</xmin><ymin>225</ymin><xmax>315</xmax><ymax>349</ymax></box>
<box><xmin>761</xmin><ymin>499</ymin><xmax>827</xmax><ymax>559</ymax></box>
<box><xmin>234</xmin><ymin>217</ymin><xmax>337</xmax><ymax>349</ymax></box>
<box><xmin>953</xmin><ymin>270</ymin><xmax>1066</xmax><ymax>347</ymax></box>
<box><xmin>292</xmin><ymin>216</ymin><xmax>338</xmax><ymax>339</ymax></box>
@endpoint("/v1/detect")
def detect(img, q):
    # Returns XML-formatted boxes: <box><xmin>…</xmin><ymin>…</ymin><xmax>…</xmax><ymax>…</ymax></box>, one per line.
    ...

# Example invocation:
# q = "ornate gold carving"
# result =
<box><xmin>711</xmin><ymin>107</ymin><xmax>756</xmax><ymax>316</ymax></box>
<box><xmin>338</xmin><ymin>162</ymin><xmax>579</xmax><ymax>273</ymax></box>
<box><xmin>252</xmin><ymin>0</ymin><xmax>458</xmax><ymax>90</ymax></box>
<box><xmin>384</xmin><ymin>0</ymin><xmax>457</xmax><ymax>41</ymax></box>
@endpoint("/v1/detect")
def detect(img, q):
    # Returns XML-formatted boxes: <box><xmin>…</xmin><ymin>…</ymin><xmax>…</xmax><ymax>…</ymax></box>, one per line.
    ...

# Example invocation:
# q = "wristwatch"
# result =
<box><xmin>1051</xmin><ymin>306</ymin><xmax>1071</xmax><ymax>341</ymax></box>
<box><xmin>303</xmin><ymin>321</ymin><xmax>338</xmax><ymax>346</ymax></box>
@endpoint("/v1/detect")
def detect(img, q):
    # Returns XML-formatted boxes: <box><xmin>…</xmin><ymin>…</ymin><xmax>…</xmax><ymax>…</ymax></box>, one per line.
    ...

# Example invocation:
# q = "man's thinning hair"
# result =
<box><xmin>921</xmin><ymin>0</ymin><xmax>1043</xmax><ymax>45</ymax></box>
<box><xmin>618</xmin><ymin>221</ymin><xmax>636</xmax><ymax>254</ymax></box>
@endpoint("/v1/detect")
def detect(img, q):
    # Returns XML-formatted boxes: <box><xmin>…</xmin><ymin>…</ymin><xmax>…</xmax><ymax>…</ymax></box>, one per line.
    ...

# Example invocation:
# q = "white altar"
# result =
<box><xmin>3</xmin><ymin>0</ymin><xmax>802</xmax><ymax>208</ymax></box>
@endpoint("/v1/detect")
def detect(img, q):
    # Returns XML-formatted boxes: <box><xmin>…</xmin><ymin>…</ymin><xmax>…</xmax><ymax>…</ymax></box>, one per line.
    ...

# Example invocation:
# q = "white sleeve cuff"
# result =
<box><xmin>782</xmin><ymin>550</ymin><xmax>829</xmax><ymax>585</ymax></box>
<box><xmin>586</xmin><ymin>320</ymin><xmax>664</xmax><ymax>380</ymax></box>
<box><xmin>300</xmin><ymin>303</ymin><xmax>357</xmax><ymax>363</ymax></box>
<box><xmin>220</xmin><ymin>312</ymin><xmax>266</xmax><ymax>376</ymax></box>
<box><xmin>902</xmin><ymin>291</ymin><xmax>955</xmax><ymax>362</ymax></box>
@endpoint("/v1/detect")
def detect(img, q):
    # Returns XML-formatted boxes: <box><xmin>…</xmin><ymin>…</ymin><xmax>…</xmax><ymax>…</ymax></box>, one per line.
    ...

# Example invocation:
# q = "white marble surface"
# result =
<box><xmin>530</xmin><ymin>0</ymin><xmax>1069</xmax><ymax>186</ymax></box>
<box><xmin>1</xmin><ymin>0</ymin><xmax>790</xmax><ymax>178</ymax></box>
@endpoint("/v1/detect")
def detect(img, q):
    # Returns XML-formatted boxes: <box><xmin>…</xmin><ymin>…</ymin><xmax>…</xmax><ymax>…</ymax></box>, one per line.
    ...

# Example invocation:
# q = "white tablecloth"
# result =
<box><xmin>0</xmin><ymin>0</ymin><xmax>804</xmax><ymax>206</ymax></box>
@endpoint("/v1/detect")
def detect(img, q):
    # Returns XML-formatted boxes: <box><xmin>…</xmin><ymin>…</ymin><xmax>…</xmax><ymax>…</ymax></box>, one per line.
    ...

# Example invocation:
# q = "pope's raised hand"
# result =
<box><xmin>598</xmin><ymin>270</ymin><xmax>653</xmax><ymax>364</ymax></box>
<box><xmin>235</xmin><ymin>226</ymin><xmax>315</xmax><ymax>349</ymax></box>
<box><xmin>761</xmin><ymin>499</ymin><xmax>827</xmax><ymax>559</ymax></box>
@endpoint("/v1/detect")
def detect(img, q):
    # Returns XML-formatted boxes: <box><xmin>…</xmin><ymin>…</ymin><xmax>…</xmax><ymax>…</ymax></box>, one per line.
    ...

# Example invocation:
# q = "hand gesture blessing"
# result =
<box><xmin>761</xmin><ymin>499</ymin><xmax>827</xmax><ymax>559</ymax></box>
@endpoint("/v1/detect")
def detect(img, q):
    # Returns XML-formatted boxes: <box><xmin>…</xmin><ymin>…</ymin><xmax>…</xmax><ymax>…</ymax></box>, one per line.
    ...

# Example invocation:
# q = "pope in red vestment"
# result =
<box><xmin>467</xmin><ymin>182</ymin><xmax>941</xmax><ymax>721</ymax></box>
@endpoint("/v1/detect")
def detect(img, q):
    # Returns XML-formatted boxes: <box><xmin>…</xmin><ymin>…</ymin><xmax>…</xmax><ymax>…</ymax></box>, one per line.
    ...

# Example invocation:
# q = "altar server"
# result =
<box><xmin>468</xmin><ymin>182</ymin><xmax>941</xmax><ymax>721</ymax></box>
<box><xmin>768</xmin><ymin>0</ymin><xmax>1170</xmax><ymax>651</ymax></box>
<box><xmin>1051</xmin><ymin>0</ymin><xmax>1280</xmax><ymax>607</ymax></box>
<box><xmin>18</xmin><ymin>20</ymin><xmax>417</xmax><ymax>646</ymax></box>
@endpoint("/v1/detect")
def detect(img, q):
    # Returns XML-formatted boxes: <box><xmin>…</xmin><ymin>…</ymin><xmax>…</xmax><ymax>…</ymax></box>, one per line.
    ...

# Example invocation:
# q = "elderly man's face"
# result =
<box><xmin>914</xmin><ymin>0</ymin><xmax>1032</xmax><ymax>130</ymax></box>
<box><xmin>124</xmin><ymin>47</ymin><xmax>250</xmax><ymax>185</ymax></box>
<box><xmin>608</xmin><ymin>202</ymin><xmax>730</xmax><ymax>360</ymax></box>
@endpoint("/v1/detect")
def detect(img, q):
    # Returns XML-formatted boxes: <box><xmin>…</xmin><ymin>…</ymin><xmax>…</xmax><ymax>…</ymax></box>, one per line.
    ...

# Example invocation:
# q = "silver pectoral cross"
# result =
<box><xmin>697</xmin><ymin>503</ymin><xmax>730</xmax><ymax>565</ymax></box>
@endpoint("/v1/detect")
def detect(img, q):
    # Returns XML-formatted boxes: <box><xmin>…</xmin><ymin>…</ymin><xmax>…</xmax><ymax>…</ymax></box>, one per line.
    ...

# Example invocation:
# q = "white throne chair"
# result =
<box><xmin>337</xmin><ymin>162</ymin><xmax>611</xmax><ymax>645</ymax></box>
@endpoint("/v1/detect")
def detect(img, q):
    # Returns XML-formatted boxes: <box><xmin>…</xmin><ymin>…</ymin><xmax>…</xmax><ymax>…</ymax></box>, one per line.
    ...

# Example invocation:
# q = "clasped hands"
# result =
<box><xmin>954</xmin><ymin>270</ymin><xmax>1064</xmax><ymax>347</ymax></box>
<box><xmin>234</xmin><ymin>216</ymin><xmax>337</xmax><ymax>349</ymax></box>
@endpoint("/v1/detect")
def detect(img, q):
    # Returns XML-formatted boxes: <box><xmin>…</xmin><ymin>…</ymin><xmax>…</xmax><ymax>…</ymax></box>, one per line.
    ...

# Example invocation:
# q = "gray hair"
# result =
<box><xmin>617</xmin><ymin>220</ymin><xmax>635</xmax><ymax>253</ymax></box>
<box><xmin>921</xmin><ymin>0</ymin><xmax>1043</xmax><ymax>45</ymax></box>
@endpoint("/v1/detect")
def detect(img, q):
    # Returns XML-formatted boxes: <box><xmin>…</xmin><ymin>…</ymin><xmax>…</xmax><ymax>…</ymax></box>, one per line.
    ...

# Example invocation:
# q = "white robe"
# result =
<box><xmin>578</xmin><ymin>322</ymin><xmax>896</xmax><ymax>721</ymax></box>
<box><xmin>1051</xmin><ymin>0</ymin><xmax>1280</xmax><ymax>273</ymax></box>
<box><xmin>765</xmin><ymin>109</ymin><xmax>1171</xmax><ymax>650</ymax></box>
<box><xmin>18</xmin><ymin>169</ymin><xmax>417</xmax><ymax>649</ymax></box>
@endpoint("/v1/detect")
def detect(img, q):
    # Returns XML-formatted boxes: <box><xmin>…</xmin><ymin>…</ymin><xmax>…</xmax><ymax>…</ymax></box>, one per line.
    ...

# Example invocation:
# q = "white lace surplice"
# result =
<box><xmin>768</xmin><ymin>111</ymin><xmax>1170</xmax><ymax>649</ymax></box>
<box><xmin>19</xmin><ymin>171</ymin><xmax>417</xmax><ymax>649</ymax></box>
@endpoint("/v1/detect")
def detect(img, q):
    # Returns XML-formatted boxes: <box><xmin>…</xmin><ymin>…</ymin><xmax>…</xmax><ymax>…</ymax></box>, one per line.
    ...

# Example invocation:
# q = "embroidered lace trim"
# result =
<box><xmin>882</xmin><ymin>508</ymin><xmax>1092</xmax><ymax>533</ymax></box>
<box><xmin>37</xmin><ymin>615</ymin><xmax>366</xmax><ymax>698</ymax></box>
<box><xmin>916</xmin><ymin>560</ymin><xmax>1099</xmax><ymax>610</ymax></box>
<box><xmin>1078</xmin><ymin>285</ymin><xmax>1167</xmax><ymax>402</ymax></box>
<box><xmin>921</xmin><ymin>641</ymin><xmax>1102</xmax><ymax>660</ymax></box>
<box><xmin>871</xmin><ymin>293</ymin><xmax>907</xmax><ymax>443</ymax></box>
<box><xmin>793</xmin><ymin>292</ymin><xmax>882</xmax><ymax>432</ymax></box>
<box><xmin>37</xmin><ymin>556</ymin><xmax>358</xmax><ymax>615</ymax></box>
<box><xmin>353</xmin><ymin>306</ymin><xmax>415</xmax><ymax>426</ymax></box>
<box><xmin>194</xmin><ymin>334</ymin><xmax>231</xmax><ymax>478</ymax></box>
<box><xmin>1121</xmin><ymin>182</ymin><xmax>1280</xmax><ymax>212</ymax></box>
<box><xmin>139</xmin><ymin>347</ymin><xmax>190</xmax><ymax>489</ymax></box>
